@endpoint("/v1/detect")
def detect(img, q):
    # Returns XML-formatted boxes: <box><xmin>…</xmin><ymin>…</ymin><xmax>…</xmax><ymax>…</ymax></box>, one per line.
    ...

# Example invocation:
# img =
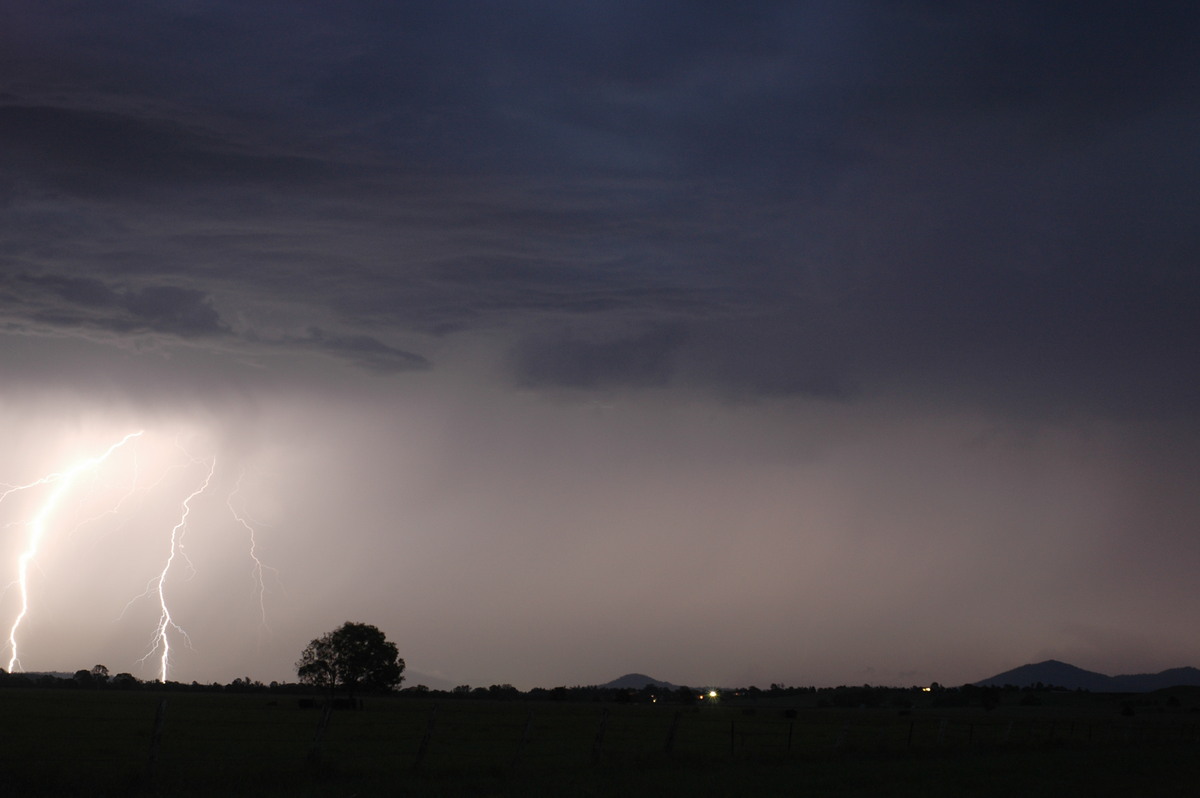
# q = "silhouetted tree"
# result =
<box><xmin>110</xmin><ymin>667</ymin><xmax>138</xmax><ymax>686</ymax></box>
<box><xmin>400</xmin><ymin>684</ymin><xmax>431</xmax><ymax>698</ymax></box>
<box><xmin>296</xmin><ymin>621</ymin><xmax>404</xmax><ymax>699</ymax></box>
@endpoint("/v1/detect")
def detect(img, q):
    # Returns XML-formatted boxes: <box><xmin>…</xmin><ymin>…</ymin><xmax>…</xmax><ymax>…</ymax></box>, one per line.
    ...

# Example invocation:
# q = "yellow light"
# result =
<box><xmin>708</xmin><ymin>690</ymin><xmax>718</xmax><ymax>698</ymax></box>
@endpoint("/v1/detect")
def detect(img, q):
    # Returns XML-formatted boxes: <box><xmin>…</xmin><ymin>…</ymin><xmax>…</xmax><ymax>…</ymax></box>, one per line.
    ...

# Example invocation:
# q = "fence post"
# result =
<box><xmin>787</xmin><ymin>720</ymin><xmax>794</xmax><ymax>752</ymax></box>
<box><xmin>510</xmin><ymin>710</ymin><xmax>534</xmax><ymax>770</ymax></box>
<box><xmin>730</xmin><ymin>720</ymin><xmax>736</xmax><ymax>757</ymax></box>
<box><xmin>664</xmin><ymin>711</ymin><xmax>681</xmax><ymax>754</ymax></box>
<box><xmin>592</xmin><ymin>707</ymin><xmax>609</xmax><ymax>762</ymax></box>
<box><xmin>307</xmin><ymin>703</ymin><xmax>333</xmax><ymax>764</ymax></box>
<box><xmin>146</xmin><ymin>698</ymin><xmax>168</xmax><ymax>775</ymax></box>
<box><xmin>413</xmin><ymin>703</ymin><xmax>438</xmax><ymax>772</ymax></box>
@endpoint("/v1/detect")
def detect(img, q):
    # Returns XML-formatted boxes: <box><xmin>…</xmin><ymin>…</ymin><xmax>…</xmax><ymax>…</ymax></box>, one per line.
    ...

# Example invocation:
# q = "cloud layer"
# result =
<box><xmin>2</xmin><ymin>2</ymin><xmax>1198</xmax><ymax>688</ymax></box>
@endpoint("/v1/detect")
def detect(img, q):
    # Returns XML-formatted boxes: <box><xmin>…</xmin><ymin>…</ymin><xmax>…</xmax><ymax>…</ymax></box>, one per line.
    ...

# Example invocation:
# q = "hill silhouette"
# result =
<box><xmin>600</xmin><ymin>673</ymin><xmax>679</xmax><ymax>690</ymax></box>
<box><xmin>976</xmin><ymin>659</ymin><xmax>1200</xmax><ymax>692</ymax></box>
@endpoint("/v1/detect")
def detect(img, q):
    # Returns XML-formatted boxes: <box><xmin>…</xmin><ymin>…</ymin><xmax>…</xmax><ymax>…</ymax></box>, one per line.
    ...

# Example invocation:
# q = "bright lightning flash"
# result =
<box><xmin>228</xmin><ymin>469</ymin><xmax>278</xmax><ymax>635</ymax></box>
<box><xmin>2</xmin><ymin>431</ymin><xmax>144</xmax><ymax>672</ymax></box>
<box><xmin>1</xmin><ymin>429</ymin><xmax>276</xmax><ymax>682</ymax></box>
<box><xmin>137</xmin><ymin>456</ymin><xmax>216</xmax><ymax>683</ymax></box>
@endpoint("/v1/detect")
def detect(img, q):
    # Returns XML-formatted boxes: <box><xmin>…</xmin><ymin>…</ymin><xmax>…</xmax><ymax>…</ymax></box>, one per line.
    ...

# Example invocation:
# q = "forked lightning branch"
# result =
<box><xmin>0</xmin><ymin>430</ymin><xmax>273</xmax><ymax>682</ymax></box>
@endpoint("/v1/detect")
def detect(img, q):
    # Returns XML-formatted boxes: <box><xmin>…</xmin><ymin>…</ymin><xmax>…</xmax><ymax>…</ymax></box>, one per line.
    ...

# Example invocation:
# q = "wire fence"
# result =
<box><xmin>1</xmin><ymin>690</ymin><xmax>1197</xmax><ymax>793</ymax></box>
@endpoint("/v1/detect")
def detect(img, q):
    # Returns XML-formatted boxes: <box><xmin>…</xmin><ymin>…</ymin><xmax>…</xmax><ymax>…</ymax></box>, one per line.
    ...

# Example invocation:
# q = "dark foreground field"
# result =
<box><xmin>1</xmin><ymin>688</ymin><xmax>1198</xmax><ymax>796</ymax></box>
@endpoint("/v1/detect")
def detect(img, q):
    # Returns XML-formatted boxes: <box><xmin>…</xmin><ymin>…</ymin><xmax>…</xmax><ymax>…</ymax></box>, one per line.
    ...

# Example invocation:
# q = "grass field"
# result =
<box><xmin>1</xmin><ymin>688</ymin><xmax>1198</xmax><ymax>796</ymax></box>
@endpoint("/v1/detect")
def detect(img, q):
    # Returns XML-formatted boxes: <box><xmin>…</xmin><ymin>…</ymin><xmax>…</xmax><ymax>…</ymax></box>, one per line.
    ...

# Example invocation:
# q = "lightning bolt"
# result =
<box><xmin>1</xmin><ymin>431</ymin><xmax>144</xmax><ymax>672</ymax></box>
<box><xmin>228</xmin><ymin>469</ymin><xmax>276</xmax><ymax>634</ymax></box>
<box><xmin>2</xmin><ymin>430</ymin><xmax>278</xmax><ymax>682</ymax></box>
<box><xmin>136</xmin><ymin>456</ymin><xmax>216</xmax><ymax>683</ymax></box>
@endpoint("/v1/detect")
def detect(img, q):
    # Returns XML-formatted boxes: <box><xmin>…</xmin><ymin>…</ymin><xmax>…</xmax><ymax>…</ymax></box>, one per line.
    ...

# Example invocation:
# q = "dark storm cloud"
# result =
<box><xmin>122</xmin><ymin>285</ymin><xmax>228</xmax><ymax>337</ymax></box>
<box><xmin>1</xmin><ymin>272</ymin><xmax>228</xmax><ymax>338</ymax></box>
<box><xmin>2</xmin><ymin>1</ymin><xmax>1198</xmax><ymax>413</ymax></box>
<box><xmin>0</xmin><ymin>105</ymin><xmax>332</xmax><ymax>197</ymax></box>
<box><xmin>862</xmin><ymin>1</ymin><xmax>1199</xmax><ymax>118</ymax></box>
<box><xmin>288</xmin><ymin>327</ymin><xmax>430</xmax><ymax>374</ymax></box>
<box><xmin>4</xmin><ymin>0</ymin><xmax>1200</xmax><ymax>692</ymax></box>
<box><xmin>513</xmin><ymin>325</ymin><xmax>685</xmax><ymax>389</ymax></box>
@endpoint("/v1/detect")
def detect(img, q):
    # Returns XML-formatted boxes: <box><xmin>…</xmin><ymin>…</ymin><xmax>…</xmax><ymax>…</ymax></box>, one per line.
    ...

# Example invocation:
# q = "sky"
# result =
<box><xmin>1</xmin><ymin>1</ymin><xmax>1199</xmax><ymax>690</ymax></box>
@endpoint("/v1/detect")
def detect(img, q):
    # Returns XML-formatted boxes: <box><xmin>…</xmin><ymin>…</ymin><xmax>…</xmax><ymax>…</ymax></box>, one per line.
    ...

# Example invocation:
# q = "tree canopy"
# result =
<box><xmin>296</xmin><ymin>621</ymin><xmax>404</xmax><ymax>696</ymax></box>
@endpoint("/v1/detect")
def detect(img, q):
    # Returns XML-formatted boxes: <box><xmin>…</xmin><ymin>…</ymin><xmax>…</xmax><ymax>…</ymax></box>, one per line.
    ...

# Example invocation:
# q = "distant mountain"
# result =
<box><xmin>976</xmin><ymin>660</ymin><xmax>1114</xmax><ymax>691</ymax></box>
<box><xmin>402</xmin><ymin>670</ymin><xmax>457</xmax><ymax>691</ymax></box>
<box><xmin>976</xmin><ymin>660</ymin><xmax>1200</xmax><ymax>692</ymax></box>
<box><xmin>601</xmin><ymin>673</ymin><xmax>679</xmax><ymax>690</ymax></box>
<box><xmin>1110</xmin><ymin>667</ymin><xmax>1200</xmax><ymax>692</ymax></box>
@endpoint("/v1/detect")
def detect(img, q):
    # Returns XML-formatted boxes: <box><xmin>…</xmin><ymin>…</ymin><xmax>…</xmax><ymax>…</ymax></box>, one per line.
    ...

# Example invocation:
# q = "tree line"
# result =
<box><xmin>0</xmin><ymin>621</ymin><xmax>1131</xmax><ymax>707</ymax></box>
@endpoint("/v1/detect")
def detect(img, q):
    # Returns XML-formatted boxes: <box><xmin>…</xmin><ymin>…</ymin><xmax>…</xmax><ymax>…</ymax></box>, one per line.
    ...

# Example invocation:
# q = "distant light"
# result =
<box><xmin>708</xmin><ymin>690</ymin><xmax>718</xmax><ymax>699</ymax></box>
<box><xmin>922</xmin><ymin>686</ymin><xmax>932</xmax><ymax>692</ymax></box>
